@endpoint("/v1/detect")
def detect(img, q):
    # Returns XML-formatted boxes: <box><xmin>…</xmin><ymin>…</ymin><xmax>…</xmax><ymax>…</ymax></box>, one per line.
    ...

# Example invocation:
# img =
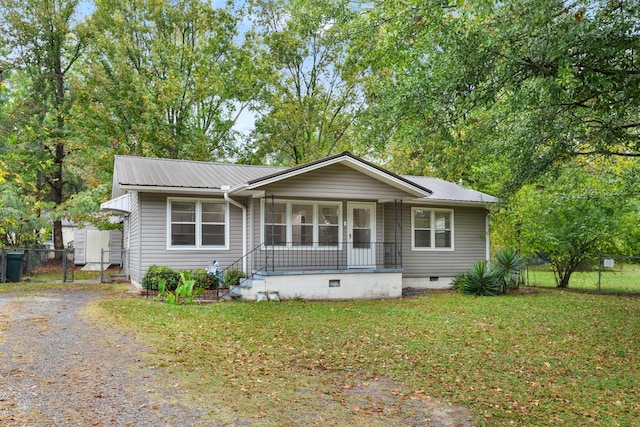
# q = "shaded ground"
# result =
<box><xmin>0</xmin><ymin>288</ymin><xmax>476</xmax><ymax>426</ymax></box>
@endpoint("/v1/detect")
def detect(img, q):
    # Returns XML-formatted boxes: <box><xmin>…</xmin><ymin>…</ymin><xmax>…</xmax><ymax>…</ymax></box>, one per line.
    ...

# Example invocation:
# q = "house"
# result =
<box><xmin>100</xmin><ymin>152</ymin><xmax>497</xmax><ymax>300</ymax></box>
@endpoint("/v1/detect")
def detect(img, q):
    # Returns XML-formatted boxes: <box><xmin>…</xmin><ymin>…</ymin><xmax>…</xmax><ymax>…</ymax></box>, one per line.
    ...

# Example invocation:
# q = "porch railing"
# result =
<box><xmin>216</xmin><ymin>241</ymin><xmax>401</xmax><ymax>300</ymax></box>
<box><xmin>256</xmin><ymin>242</ymin><xmax>401</xmax><ymax>272</ymax></box>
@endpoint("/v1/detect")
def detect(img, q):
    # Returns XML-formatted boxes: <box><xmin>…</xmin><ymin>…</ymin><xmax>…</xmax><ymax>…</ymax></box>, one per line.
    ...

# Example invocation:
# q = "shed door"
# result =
<box><xmin>347</xmin><ymin>202</ymin><xmax>376</xmax><ymax>268</ymax></box>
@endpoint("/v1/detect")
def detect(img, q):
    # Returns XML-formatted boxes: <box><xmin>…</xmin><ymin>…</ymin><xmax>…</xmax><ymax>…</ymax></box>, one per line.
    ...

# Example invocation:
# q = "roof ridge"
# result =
<box><xmin>115</xmin><ymin>155</ymin><xmax>286</xmax><ymax>169</ymax></box>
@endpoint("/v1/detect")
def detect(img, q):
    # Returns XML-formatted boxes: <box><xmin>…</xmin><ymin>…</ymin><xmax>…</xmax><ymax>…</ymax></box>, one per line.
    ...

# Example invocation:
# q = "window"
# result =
<box><xmin>412</xmin><ymin>208</ymin><xmax>453</xmax><ymax>250</ymax></box>
<box><xmin>292</xmin><ymin>203</ymin><xmax>314</xmax><ymax>246</ymax></box>
<box><xmin>168</xmin><ymin>199</ymin><xmax>227</xmax><ymax>249</ymax></box>
<box><xmin>318</xmin><ymin>204</ymin><xmax>339</xmax><ymax>246</ymax></box>
<box><xmin>265</xmin><ymin>202</ymin><xmax>287</xmax><ymax>246</ymax></box>
<box><xmin>170</xmin><ymin>201</ymin><xmax>196</xmax><ymax>246</ymax></box>
<box><xmin>263</xmin><ymin>200</ymin><xmax>342</xmax><ymax>248</ymax></box>
<box><xmin>201</xmin><ymin>202</ymin><xmax>226</xmax><ymax>246</ymax></box>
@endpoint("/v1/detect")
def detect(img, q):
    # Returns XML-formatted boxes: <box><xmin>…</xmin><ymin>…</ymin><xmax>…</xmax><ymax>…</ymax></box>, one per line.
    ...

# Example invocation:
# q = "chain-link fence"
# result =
<box><xmin>524</xmin><ymin>255</ymin><xmax>640</xmax><ymax>295</ymax></box>
<box><xmin>98</xmin><ymin>248</ymin><xmax>129</xmax><ymax>283</ymax></box>
<box><xmin>1</xmin><ymin>247</ymin><xmax>129</xmax><ymax>284</ymax></box>
<box><xmin>1</xmin><ymin>247</ymin><xmax>76</xmax><ymax>283</ymax></box>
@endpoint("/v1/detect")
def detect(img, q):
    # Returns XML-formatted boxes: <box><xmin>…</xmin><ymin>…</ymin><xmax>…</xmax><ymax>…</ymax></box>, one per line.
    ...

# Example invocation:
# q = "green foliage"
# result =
<box><xmin>157</xmin><ymin>271</ymin><xmax>203</xmax><ymax>305</ymax></box>
<box><xmin>243</xmin><ymin>0</ymin><xmax>364</xmax><ymax>166</ymax></box>
<box><xmin>222</xmin><ymin>268</ymin><xmax>246</xmax><ymax>288</ymax></box>
<box><xmin>142</xmin><ymin>265</ymin><xmax>181</xmax><ymax>291</ymax></box>
<box><xmin>452</xmin><ymin>249</ymin><xmax>524</xmax><ymax>296</ymax></box>
<box><xmin>492</xmin><ymin>248</ymin><xmax>524</xmax><ymax>293</ymax></box>
<box><xmin>190</xmin><ymin>269</ymin><xmax>220</xmax><ymax>290</ymax></box>
<box><xmin>351</xmin><ymin>0</ymin><xmax>640</xmax><ymax>193</ymax></box>
<box><xmin>453</xmin><ymin>260</ymin><xmax>501</xmax><ymax>296</ymax></box>
<box><xmin>0</xmin><ymin>175</ymin><xmax>53</xmax><ymax>247</ymax></box>
<box><xmin>79</xmin><ymin>0</ymin><xmax>253</xmax><ymax>161</ymax></box>
<box><xmin>0</xmin><ymin>0</ymin><xmax>89</xmax><ymax>251</ymax></box>
<box><xmin>494</xmin><ymin>162</ymin><xmax>636</xmax><ymax>288</ymax></box>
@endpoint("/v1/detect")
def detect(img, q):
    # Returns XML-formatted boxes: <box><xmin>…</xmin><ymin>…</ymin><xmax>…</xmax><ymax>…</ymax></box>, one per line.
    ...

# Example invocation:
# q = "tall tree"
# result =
<box><xmin>244</xmin><ymin>0</ymin><xmax>365</xmax><ymax>166</ymax></box>
<box><xmin>493</xmin><ymin>160</ymin><xmax>638</xmax><ymax>287</ymax></box>
<box><xmin>76</xmin><ymin>0</ymin><xmax>256</xmax><ymax>161</ymax></box>
<box><xmin>0</xmin><ymin>0</ymin><xmax>87</xmax><ymax>251</ymax></box>
<box><xmin>352</xmin><ymin>0</ymin><xmax>640</xmax><ymax>193</ymax></box>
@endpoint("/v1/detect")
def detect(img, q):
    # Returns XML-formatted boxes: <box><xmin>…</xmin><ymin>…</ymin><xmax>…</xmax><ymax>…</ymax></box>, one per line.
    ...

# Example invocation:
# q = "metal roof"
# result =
<box><xmin>112</xmin><ymin>156</ymin><xmax>284</xmax><ymax>196</ymax></box>
<box><xmin>110</xmin><ymin>155</ymin><xmax>497</xmax><ymax>205</ymax></box>
<box><xmin>404</xmin><ymin>176</ymin><xmax>498</xmax><ymax>204</ymax></box>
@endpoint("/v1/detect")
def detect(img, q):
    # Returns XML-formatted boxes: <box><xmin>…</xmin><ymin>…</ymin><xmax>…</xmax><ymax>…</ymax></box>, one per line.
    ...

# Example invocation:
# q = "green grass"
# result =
<box><xmin>0</xmin><ymin>282</ymin><xmax>129</xmax><ymax>294</ymax></box>
<box><xmin>92</xmin><ymin>289</ymin><xmax>640</xmax><ymax>426</ymax></box>
<box><xmin>21</xmin><ymin>270</ymin><xmax>101</xmax><ymax>282</ymax></box>
<box><xmin>526</xmin><ymin>263</ymin><xmax>640</xmax><ymax>294</ymax></box>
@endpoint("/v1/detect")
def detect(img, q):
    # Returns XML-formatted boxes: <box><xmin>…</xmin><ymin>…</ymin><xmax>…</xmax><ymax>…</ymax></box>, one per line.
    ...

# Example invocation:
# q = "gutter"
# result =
<box><xmin>223</xmin><ymin>189</ymin><xmax>247</xmax><ymax>273</ymax></box>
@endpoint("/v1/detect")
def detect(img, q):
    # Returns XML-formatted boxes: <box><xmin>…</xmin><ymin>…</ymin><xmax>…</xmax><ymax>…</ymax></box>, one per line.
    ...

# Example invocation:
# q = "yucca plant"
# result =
<box><xmin>457</xmin><ymin>260</ymin><xmax>501</xmax><ymax>296</ymax></box>
<box><xmin>492</xmin><ymin>248</ymin><xmax>524</xmax><ymax>293</ymax></box>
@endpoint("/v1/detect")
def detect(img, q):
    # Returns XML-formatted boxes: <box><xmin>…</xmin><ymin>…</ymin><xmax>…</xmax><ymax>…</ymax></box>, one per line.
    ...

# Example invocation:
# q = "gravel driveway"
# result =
<box><xmin>0</xmin><ymin>288</ymin><xmax>215</xmax><ymax>426</ymax></box>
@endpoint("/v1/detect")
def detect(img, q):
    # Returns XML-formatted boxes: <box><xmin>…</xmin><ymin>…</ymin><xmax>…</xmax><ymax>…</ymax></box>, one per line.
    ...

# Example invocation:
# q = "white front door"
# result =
<box><xmin>347</xmin><ymin>202</ymin><xmax>376</xmax><ymax>268</ymax></box>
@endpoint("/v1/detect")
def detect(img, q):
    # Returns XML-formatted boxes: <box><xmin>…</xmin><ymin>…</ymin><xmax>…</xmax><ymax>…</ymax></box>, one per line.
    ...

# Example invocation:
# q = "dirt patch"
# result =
<box><xmin>339</xmin><ymin>377</ymin><xmax>475</xmax><ymax>427</ymax></box>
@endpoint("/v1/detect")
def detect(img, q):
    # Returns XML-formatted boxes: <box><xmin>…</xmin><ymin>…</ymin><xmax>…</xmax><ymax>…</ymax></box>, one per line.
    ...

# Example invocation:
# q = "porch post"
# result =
<box><xmin>265</xmin><ymin>194</ymin><xmax>276</xmax><ymax>272</ymax></box>
<box><xmin>394</xmin><ymin>199</ymin><xmax>403</xmax><ymax>268</ymax></box>
<box><xmin>271</xmin><ymin>195</ymin><xmax>275</xmax><ymax>272</ymax></box>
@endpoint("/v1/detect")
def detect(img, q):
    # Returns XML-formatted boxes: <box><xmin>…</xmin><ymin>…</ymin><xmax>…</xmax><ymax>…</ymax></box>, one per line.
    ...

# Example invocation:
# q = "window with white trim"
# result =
<box><xmin>318</xmin><ymin>204</ymin><xmax>339</xmax><ymax>246</ymax></box>
<box><xmin>412</xmin><ymin>208</ymin><xmax>453</xmax><ymax>250</ymax></box>
<box><xmin>265</xmin><ymin>201</ymin><xmax>287</xmax><ymax>246</ymax></box>
<box><xmin>263</xmin><ymin>200</ymin><xmax>342</xmax><ymax>248</ymax></box>
<box><xmin>168</xmin><ymin>199</ymin><xmax>227</xmax><ymax>249</ymax></box>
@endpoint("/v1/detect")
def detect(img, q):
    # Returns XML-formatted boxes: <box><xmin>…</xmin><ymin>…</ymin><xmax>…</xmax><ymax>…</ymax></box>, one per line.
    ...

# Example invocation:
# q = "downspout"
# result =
<box><xmin>486</xmin><ymin>211</ymin><xmax>491</xmax><ymax>261</ymax></box>
<box><xmin>124</xmin><ymin>214</ymin><xmax>130</xmax><ymax>280</ymax></box>
<box><xmin>224</xmin><ymin>190</ymin><xmax>247</xmax><ymax>273</ymax></box>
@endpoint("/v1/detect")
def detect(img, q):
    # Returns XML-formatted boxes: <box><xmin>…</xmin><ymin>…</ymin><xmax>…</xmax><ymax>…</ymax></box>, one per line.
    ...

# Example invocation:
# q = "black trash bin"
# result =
<box><xmin>6</xmin><ymin>252</ymin><xmax>24</xmax><ymax>282</ymax></box>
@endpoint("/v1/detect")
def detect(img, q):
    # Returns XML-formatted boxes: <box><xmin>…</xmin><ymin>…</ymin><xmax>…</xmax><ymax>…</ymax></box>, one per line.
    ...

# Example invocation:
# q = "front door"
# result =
<box><xmin>347</xmin><ymin>202</ymin><xmax>376</xmax><ymax>268</ymax></box>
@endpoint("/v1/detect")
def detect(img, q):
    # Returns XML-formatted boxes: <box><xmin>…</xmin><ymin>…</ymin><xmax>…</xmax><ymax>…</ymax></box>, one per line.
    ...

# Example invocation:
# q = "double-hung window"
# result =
<box><xmin>318</xmin><ymin>204</ymin><xmax>339</xmax><ymax>246</ymax></box>
<box><xmin>263</xmin><ymin>200</ymin><xmax>341</xmax><ymax>248</ymax></box>
<box><xmin>265</xmin><ymin>202</ymin><xmax>287</xmax><ymax>246</ymax></box>
<box><xmin>292</xmin><ymin>203</ymin><xmax>314</xmax><ymax>246</ymax></box>
<box><xmin>412</xmin><ymin>208</ymin><xmax>453</xmax><ymax>250</ymax></box>
<box><xmin>168</xmin><ymin>199</ymin><xmax>227</xmax><ymax>249</ymax></box>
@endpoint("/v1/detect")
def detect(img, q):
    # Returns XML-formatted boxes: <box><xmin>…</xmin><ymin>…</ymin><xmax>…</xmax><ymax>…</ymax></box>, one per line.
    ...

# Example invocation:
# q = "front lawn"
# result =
<box><xmin>526</xmin><ymin>263</ymin><xmax>640</xmax><ymax>294</ymax></box>
<box><xmin>93</xmin><ymin>289</ymin><xmax>639</xmax><ymax>426</ymax></box>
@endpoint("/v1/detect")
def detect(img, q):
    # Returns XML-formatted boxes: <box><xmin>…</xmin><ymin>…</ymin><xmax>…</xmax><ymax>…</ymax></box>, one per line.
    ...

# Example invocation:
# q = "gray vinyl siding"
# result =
<box><xmin>128</xmin><ymin>191</ymin><xmax>141</xmax><ymax>283</ymax></box>
<box><xmin>136</xmin><ymin>193</ymin><xmax>244</xmax><ymax>280</ymax></box>
<box><xmin>386</xmin><ymin>204</ymin><xmax>488</xmax><ymax>277</ymax></box>
<box><xmin>258</xmin><ymin>164</ymin><xmax>415</xmax><ymax>200</ymax></box>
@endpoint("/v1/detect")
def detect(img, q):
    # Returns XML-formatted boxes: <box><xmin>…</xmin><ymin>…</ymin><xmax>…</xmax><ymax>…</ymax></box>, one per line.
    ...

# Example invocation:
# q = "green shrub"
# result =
<box><xmin>142</xmin><ymin>265</ymin><xmax>181</xmax><ymax>291</ymax></box>
<box><xmin>157</xmin><ymin>271</ymin><xmax>203</xmax><ymax>305</ymax></box>
<box><xmin>454</xmin><ymin>248</ymin><xmax>524</xmax><ymax>296</ymax></box>
<box><xmin>456</xmin><ymin>260</ymin><xmax>501</xmax><ymax>296</ymax></box>
<box><xmin>223</xmin><ymin>268</ymin><xmax>246</xmax><ymax>288</ymax></box>
<box><xmin>492</xmin><ymin>248</ymin><xmax>524</xmax><ymax>293</ymax></box>
<box><xmin>190</xmin><ymin>269</ymin><xmax>220</xmax><ymax>290</ymax></box>
<box><xmin>450</xmin><ymin>273</ymin><xmax>467</xmax><ymax>291</ymax></box>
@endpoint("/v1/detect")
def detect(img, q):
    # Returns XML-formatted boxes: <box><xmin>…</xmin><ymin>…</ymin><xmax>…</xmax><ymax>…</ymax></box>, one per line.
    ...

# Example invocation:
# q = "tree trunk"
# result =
<box><xmin>53</xmin><ymin>219</ymin><xmax>64</xmax><ymax>253</ymax></box>
<box><xmin>557</xmin><ymin>270</ymin><xmax>572</xmax><ymax>288</ymax></box>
